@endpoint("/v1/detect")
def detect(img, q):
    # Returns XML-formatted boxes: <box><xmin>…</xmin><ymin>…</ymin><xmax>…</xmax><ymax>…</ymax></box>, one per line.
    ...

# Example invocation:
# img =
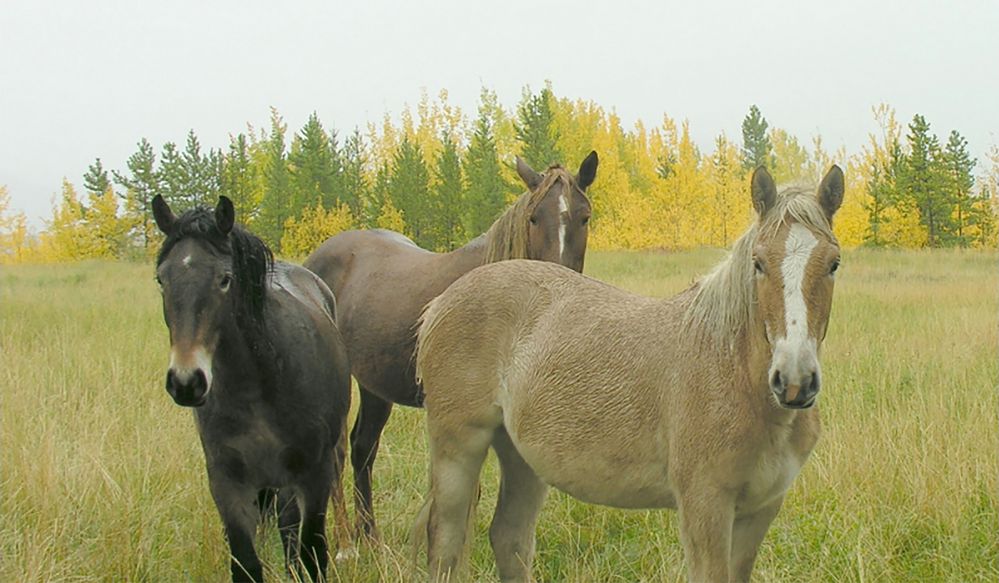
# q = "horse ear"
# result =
<box><xmin>576</xmin><ymin>150</ymin><xmax>598</xmax><ymax>190</ymax></box>
<box><xmin>751</xmin><ymin>166</ymin><xmax>777</xmax><ymax>218</ymax></box>
<box><xmin>516</xmin><ymin>157</ymin><xmax>543</xmax><ymax>190</ymax></box>
<box><xmin>215</xmin><ymin>196</ymin><xmax>235</xmax><ymax>235</ymax></box>
<box><xmin>817</xmin><ymin>165</ymin><xmax>845</xmax><ymax>221</ymax></box>
<box><xmin>151</xmin><ymin>195</ymin><xmax>176</xmax><ymax>234</ymax></box>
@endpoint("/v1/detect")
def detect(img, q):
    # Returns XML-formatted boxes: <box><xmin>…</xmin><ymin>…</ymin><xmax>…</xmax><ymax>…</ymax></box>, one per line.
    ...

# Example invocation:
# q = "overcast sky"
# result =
<box><xmin>2</xmin><ymin>0</ymin><xmax>997</xmax><ymax>226</ymax></box>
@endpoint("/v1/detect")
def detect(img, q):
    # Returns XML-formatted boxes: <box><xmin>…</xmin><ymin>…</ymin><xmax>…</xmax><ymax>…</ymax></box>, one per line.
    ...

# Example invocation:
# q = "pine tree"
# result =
<box><xmin>898</xmin><ymin>114</ymin><xmax>951</xmax><ymax>247</ymax></box>
<box><xmin>741</xmin><ymin>105</ymin><xmax>775</xmax><ymax>171</ymax></box>
<box><xmin>83</xmin><ymin>158</ymin><xmax>112</xmax><ymax>197</ymax></box>
<box><xmin>289</xmin><ymin>112</ymin><xmax>341</xmax><ymax>212</ymax></box>
<box><xmin>340</xmin><ymin>128</ymin><xmax>368</xmax><ymax>223</ymax></box>
<box><xmin>942</xmin><ymin>130</ymin><xmax>976</xmax><ymax>247</ymax></box>
<box><xmin>113</xmin><ymin>138</ymin><xmax>159</xmax><ymax>251</ymax></box>
<box><xmin>255</xmin><ymin>108</ymin><xmax>291</xmax><ymax>248</ymax></box>
<box><xmin>516</xmin><ymin>86</ymin><xmax>562</xmax><ymax>170</ymax></box>
<box><xmin>158</xmin><ymin>141</ymin><xmax>187</xmax><ymax>208</ymax></box>
<box><xmin>464</xmin><ymin>100</ymin><xmax>510</xmax><ymax>236</ymax></box>
<box><xmin>180</xmin><ymin>130</ymin><xmax>220</xmax><ymax>207</ymax></box>
<box><xmin>389</xmin><ymin>137</ymin><xmax>434</xmax><ymax>248</ymax></box>
<box><xmin>434</xmin><ymin>132</ymin><xmax>465</xmax><ymax>250</ymax></box>
<box><xmin>369</xmin><ymin>161</ymin><xmax>392</xmax><ymax>229</ymax></box>
<box><xmin>221</xmin><ymin>133</ymin><xmax>258</xmax><ymax>223</ymax></box>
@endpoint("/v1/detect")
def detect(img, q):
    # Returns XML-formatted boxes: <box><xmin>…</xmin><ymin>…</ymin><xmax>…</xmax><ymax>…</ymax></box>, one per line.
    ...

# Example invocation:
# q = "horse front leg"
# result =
<box><xmin>349</xmin><ymin>386</ymin><xmax>393</xmax><ymax>540</ymax></box>
<box><xmin>676</xmin><ymin>486</ymin><xmax>735</xmax><ymax>583</ymax></box>
<box><xmin>208</xmin><ymin>475</ymin><xmax>264</xmax><ymax>583</ymax></box>
<box><xmin>730</xmin><ymin>498</ymin><xmax>783</xmax><ymax>583</ymax></box>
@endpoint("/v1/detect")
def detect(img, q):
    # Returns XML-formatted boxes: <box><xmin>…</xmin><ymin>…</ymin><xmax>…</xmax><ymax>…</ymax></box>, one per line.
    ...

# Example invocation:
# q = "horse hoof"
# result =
<box><xmin>335</xmin><ymin>547</ymin><xmax>360</xmax><ymax>561</ymax></box>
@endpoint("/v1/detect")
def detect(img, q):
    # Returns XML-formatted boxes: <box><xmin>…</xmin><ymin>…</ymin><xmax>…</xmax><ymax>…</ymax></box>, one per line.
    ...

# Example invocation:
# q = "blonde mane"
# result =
<box><xmin>482</xmin><ymin>165</ymin><xmax>575</xmax><ymax>264</ymax></box>
<box><xmin>685</xmin><ymin>186</ymin><xmax>835</xmax><ymax>343</ymax></box>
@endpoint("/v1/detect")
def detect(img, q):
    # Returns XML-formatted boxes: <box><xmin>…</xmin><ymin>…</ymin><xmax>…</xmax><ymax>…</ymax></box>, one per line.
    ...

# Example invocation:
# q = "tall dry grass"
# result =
<box><xmin>1</xmin><ymin>248</ymin><xmax>995</xmax><ymax>581</ymax></box>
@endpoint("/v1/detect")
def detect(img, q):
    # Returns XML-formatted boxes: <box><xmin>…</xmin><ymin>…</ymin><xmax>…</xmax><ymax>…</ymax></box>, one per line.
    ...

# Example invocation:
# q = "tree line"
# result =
<box><xmin>1</xmin><ymin>86</ymin><xmax>996</xmax><ymax>264</ymax></box>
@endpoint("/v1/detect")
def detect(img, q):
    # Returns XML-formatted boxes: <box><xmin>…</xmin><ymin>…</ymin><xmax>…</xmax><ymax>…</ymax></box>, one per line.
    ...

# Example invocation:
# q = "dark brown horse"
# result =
<box><xmin>153</xmin><ymin>195</ymin><xmax>351</xmax><ymax>582</ymax></box>
<box><xmin>304</xmin><ymin>152</ymin><xmax>598</xmax><ymax>540</ymax></box>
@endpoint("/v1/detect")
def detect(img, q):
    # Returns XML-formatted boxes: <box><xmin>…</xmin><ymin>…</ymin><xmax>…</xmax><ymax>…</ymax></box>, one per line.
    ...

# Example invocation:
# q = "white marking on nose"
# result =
<box><xmin>780</xmin><ymin>223</ymin><xmax>818</xmax><ymax>347</ymax></box>
<box><xmin>558</xmin><ymin>193</ymin><xmax>569</xmax><ymax>261</ymax></box>
<box><xmin>182</xmin><ymin>255</ymin><xmax>192</xmax><ymax>267</ymax></box>
<box><xmin>168</xmin><ymin>346</ymin><xmax>214</xmax><ymax>393</ymax></box>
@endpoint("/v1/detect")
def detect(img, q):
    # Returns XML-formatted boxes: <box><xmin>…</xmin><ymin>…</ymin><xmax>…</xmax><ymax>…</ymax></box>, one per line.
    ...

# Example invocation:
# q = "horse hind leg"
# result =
<box><xmin>276</xmin><ymin>489</ymin><xmax>302</xmax><ymax>574</ymax></box>
<box><xmin>296</xmin><ymin>466</ymin><xmax>336</xmax><ymax>583</ymax></box>
<box><xmin>489</xmin><ymin>427</ymin><xmax>548</xmax><ymax>583</ymax></box>
<box><xmin>425</xmin><ymin>418</ymin><xmax>496</xmax><ymax>582</ymax></box>
<box><xmin>350</xmin><ymin>386</ymin><xmax>394</xmax><ymax>541</ymax></box>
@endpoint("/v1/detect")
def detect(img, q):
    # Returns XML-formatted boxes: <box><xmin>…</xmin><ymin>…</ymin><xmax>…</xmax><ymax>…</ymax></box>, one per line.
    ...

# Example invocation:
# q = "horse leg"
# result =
<box><xmin>426</xmin><ymin>422</ymin><xmax>494</xmax><ymax>582</ymax></box>
<box><xmin>676</xmin><ymin>486</ymin><xmax>735</xmax><ymax>583</ymax></box>
<box><xmin>489</xmin><ymin>427</ymin><xmax>548</xmax><ymax>583</ymax></box>
<box><xmin>350</xmin><ymin>386</ymin><xmax>393</xmax><ymax>540</ymax></box>
<box><xmin>209</xmin><ymin>477</ymin><xmax>263</xmax><ymax>583</ymax></box>
<box><xmin>295</xmin><ymin>464</ymin><xmax>335</xmax><ymax>583</ymax></box>
<box><xmin>276</xmin><ymin>489</ymin><xmax>302</xmax><ymax>574</ymax></box>
<box><xmin>329</xmin><ymin>421</ymin><xmax>354</xmax><ymax>557</ymax></box>
<box><xmin>730</xmin><ymin>498</ymin><xmax>783</xmax><ymax>583</ymax></box>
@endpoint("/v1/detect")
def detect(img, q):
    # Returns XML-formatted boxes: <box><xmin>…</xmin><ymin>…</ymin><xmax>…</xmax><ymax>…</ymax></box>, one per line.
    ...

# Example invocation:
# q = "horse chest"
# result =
<box><xmin>738</xmin><ymin>447</ymin><xmax>805</xmax><ymax>514</ymax></box>
<box><xmin>198</xmin><ymin>411</ymin><xmax>303</xmax><ymax>486</ymax></box>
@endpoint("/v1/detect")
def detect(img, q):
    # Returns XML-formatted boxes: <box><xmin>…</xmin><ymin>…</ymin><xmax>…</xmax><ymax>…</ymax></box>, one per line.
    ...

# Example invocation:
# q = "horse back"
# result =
<box><xmin>304</xmin><ymin>229</ymin><xmax>482</xmax><ymax>405</ymax></box>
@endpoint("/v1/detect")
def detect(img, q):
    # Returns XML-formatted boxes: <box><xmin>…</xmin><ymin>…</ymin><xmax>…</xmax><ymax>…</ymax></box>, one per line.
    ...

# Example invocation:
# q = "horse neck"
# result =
<box><xmin>447</xmin><ymin>234</ymin><xmax>489</xmax><ymax>269</ymax></box>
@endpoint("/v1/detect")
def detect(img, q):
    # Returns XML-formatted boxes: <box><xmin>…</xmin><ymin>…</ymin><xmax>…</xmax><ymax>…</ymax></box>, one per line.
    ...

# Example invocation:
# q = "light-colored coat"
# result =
<box><xmin>414</xmin><ymin>167</ymin><xmax>845</xmax><ymax>582</ymax></box>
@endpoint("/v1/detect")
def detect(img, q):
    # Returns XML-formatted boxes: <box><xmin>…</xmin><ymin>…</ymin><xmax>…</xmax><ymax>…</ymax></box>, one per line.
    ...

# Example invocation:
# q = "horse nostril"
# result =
<box><xmin>770</xmin><ymin>370</ymin><xmax>783</xmax><ymax>393</ymax></box>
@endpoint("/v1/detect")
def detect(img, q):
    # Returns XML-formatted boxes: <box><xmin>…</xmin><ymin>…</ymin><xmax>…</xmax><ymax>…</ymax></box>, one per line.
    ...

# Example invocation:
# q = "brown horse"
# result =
<box><xmin>414</xmin><ymin>166</ymin><xmax>845</xmax><ymax>582</ymax></box>
<box><xmin>304</xmin><ymin>152</ymin><xmax>599</xmax><ymax>540</ymax></box>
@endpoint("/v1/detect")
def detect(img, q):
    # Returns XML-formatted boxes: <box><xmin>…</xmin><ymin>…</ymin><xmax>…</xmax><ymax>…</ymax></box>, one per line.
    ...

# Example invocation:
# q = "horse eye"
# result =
<box><xmin>581</xmin><ymin>216</ymin><xmax>590</xmax><ymax>226</ymax></box>
<box><xmin>830</xmin><ymin>259</ymin><xmax>840</xmax><ymax>275</ymax></box>
<box><xmin>753</xmin><ymin>258</ymin><xmax>764</xmax><ymax>275</ymax></box>
<box><xmin>220</xmin><ymin>274</ymin><xmax>232</xmax><ymax>291</ymax></box>
<box><xmin>155</xmin><ymin>275</ymin><xmax>163</xmax><ymax>288</ymax></box>
<box><xmin>529</xmin><ymin>216</ymin><xmax>538</xmax><ymax>225</ymax></box>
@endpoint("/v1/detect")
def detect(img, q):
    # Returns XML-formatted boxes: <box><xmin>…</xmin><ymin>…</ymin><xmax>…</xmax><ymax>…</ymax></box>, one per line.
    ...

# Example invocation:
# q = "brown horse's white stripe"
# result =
<box><xmin>558</xmin><ymin>192</ymin><xmax>569</xmax><ymax>262</ymax></box>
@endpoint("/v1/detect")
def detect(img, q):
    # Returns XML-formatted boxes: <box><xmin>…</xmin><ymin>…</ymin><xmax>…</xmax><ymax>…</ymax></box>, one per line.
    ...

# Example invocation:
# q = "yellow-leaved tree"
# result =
<box><xmin>375</xmin><ymin>199</ymin><xmax>406</xmax><ymax>233</ymax></box>
<box><xmin>280</xmin><ymin>202</ymin><xmax>356</xmax><ymax>258</ymax></box>
<box><xmin>0</xmin><ymin>186</ymin><xmax>33</xmax><ymax>264</ymax></box>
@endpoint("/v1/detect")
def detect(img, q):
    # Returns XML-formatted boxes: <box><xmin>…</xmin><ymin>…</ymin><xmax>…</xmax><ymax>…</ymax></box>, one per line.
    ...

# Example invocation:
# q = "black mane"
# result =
<box><xmin>156</xmin><ymin>206</ymin><xmax>274</xmax><ymax>323</ymax></box>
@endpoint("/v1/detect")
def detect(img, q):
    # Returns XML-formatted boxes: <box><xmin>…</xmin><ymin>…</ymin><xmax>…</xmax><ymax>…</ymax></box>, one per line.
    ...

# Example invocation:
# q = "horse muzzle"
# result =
<box><xmin>770</xmin><ymin>368</ymin><xmax>819</xmax><ymax>409</ymax></box>
<box><xmin>165</xmin><ymin>367</ymin><xmax>211</xmax><ymax>407</ymax></box>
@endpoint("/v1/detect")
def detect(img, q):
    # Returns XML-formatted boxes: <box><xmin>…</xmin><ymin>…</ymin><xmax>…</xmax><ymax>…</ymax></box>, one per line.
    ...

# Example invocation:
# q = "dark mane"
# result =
<box><xmin>156</xmin><ymin>206</ymin><xmax>274</xmax><ymax>323</ymax></box>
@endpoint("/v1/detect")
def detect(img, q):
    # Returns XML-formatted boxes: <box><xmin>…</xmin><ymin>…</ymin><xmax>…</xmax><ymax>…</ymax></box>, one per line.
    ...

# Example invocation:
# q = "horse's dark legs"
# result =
<box><xmin>297</xmin><ymin>470</ymin><xmax>334</xmax><ymax>582</ymax></box>
<box><xmin>350</xmin><ymin>387</ymin><xmax>393</xmax><ymax>539</ymax></box>
<box><xmin>276</xmin><ymin>489</ymin><xmax>302</xmax><ymax>573</ymax></box>
<box><xmin>209</xmin><ymin>478</ymin><xmax>263</xmax><ymax>583</ymax></box>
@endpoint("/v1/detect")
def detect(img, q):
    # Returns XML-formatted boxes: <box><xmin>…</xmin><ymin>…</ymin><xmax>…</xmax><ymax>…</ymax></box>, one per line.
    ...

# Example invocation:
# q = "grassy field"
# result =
<box><xmin>1</xmin><ymin>248</ymin><xmax>996</xmax><ymax>582</ymax></box>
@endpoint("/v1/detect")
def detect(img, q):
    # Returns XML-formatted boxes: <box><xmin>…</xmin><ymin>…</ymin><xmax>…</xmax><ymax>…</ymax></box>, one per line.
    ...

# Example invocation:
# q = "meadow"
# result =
<box><xmin>1</xmin><ymin>248</ymin><xmax>996</xmax><ymax>582</ymax></box>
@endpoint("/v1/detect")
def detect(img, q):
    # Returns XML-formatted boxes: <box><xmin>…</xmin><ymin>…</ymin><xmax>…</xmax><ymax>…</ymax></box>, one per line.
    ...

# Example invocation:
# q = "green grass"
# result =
<box><xmin>1</xmin><ymin>249</ymin><xmax>996</xmax><ymax>582</ymax></box>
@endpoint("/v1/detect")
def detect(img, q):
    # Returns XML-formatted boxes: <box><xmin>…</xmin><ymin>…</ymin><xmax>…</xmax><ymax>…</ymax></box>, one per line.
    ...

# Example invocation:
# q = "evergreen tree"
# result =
<box><xmin>289</xmin><ymin>112</ymin><xmax>341</xmax><ymax>212</ymax></box>
<box><xmin>255</xmin><ymin>109</ymin><xmax>291</xmax><ymax>248</ymax></box>
<box><xmin>464</xmin><ymin>101</ymin><xmax>510</xmax><ymax>236</ymax></box>
<box><xmin>389</xmin><ymin>137</ymin><xmax>434</xmax><ymax>248</ymax></box>
<box><xmin>516</xmin><ymin>86</ymin><xmax>562</xmax><ymax>170</ymax></box>
<box><xmin>898</xmin><ymin>114</ymin><xmax>951</xmax><ymax>247</ymax></box>
<box><xmin>113</xmin><ymin>138</ymin><xmax>159</xmax><ymax>250</ymax></box>
<box><xmin>158</xmin><ymin>141</ymin><xmax>187</xmax><ymax>208</ymax></box>
<box><xmin>179</xmin><ymin>130</ymin><xmax>221</xmax><ymax>207</ymax></box>
<box><xmin>741</xmin><ymin>105</ymin><xmax>775</xmax><ymax>171</ymax></box>
<box><xmin>341</xmin><ymin>128</ymin><xmax>368</xmax><ymax>224</ymax></box>
<box><xmin>434</xmin><ymin>132</ymin><xmax>465</xmax><ymax>250</ymax></box>
<box><xmin>369</xmin><ymin>161</ymin><xmax>392</xmax><ymax>229</ymax></box>
<box><xmin>221</xmin><ymin>133</ymin><xmax>258</xmax><ymax>223</ymax></box>
<box><xmin>83</xmin><ymin>158</ymin><xmax>111</xmax><ymax>197</ymax></box>
<box><xmin>942</xmin><ymin>130</ymin><xmax>976</xmax><ymax>247</ymax></box>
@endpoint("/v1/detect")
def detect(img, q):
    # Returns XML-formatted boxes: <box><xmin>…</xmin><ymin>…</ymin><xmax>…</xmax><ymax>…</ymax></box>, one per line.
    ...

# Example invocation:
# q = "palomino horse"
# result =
<box><xmin>153</xmin><ymin>196</ymin><xmax>351</xmax><ymax>582</ymax></box>
<box><xmin>304</xmin><ymin>152</ymin><xmax>598</xmax><ymax>539</ymax></box>
<box><xmin>414</xmin><ymin>166</ymin><xmax>845</xmax><ymax>582</ymax></box>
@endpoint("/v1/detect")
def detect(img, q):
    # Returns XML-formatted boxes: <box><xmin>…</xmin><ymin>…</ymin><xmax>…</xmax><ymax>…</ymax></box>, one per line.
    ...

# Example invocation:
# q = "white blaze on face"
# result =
<box><xmin>168</xmin><ymin>345</ymin><xmax>214</xmax><ymax>393</ymax></box>
<box><xmin>770</xmin><ymin>223</ymin><xmax>820</xmax><ymax>390</ymax></box>
<box><xmin>182</xmin><ymin>254</ymin><xmax>192</xmax><ymax>268</ymax></box>
<box><xmin>558</xmin><ymin>192</ymin><xmax>569</xmax><ymax>261</ymax></box>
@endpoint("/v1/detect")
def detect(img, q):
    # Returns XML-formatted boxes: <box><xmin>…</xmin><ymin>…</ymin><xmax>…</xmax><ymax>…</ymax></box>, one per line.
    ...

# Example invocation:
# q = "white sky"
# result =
<box><xmin>2</xmin><ymin>0</ymin><xmax>997</xmax><ymax>226</ymax></box>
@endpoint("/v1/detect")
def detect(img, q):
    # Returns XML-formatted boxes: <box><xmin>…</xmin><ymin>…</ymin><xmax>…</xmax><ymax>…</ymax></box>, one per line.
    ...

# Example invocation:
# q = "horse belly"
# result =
<box><xmin>505</xmin><ymin>422</ymin><xmax>675</xmax><ymax>509</ymax></box>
